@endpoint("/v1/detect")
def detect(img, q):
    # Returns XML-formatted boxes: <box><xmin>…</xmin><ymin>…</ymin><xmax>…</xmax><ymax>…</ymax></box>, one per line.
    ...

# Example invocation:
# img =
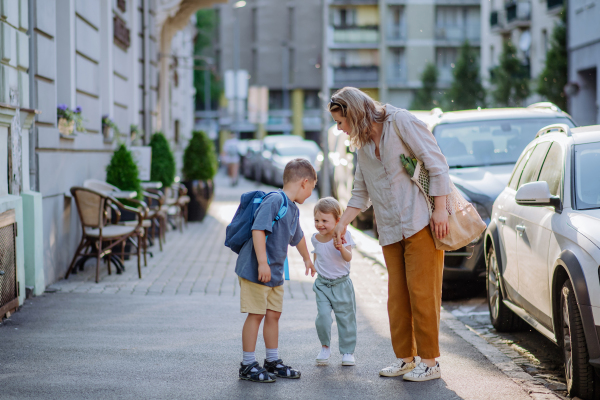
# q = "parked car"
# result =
<box><xmin>241</xmin><ymin>139</ymin><xmax>261</xmax><ymax>179</ymax></box>
<box><xmin>257</xmin><ymin>135</ymin><xmax>304</xmax><ymax>184</ymax></box>
<box><xmin>484</xmin><ymin>124</ymin><xmax>600</xmax><ymax>399</ymax></box>
<box><xmin>329</xmin><ymin>103</ymin><xmax>576</xmax><ymax>288</ymax></box>
<box><xmin>264</xmin><ymin>140</ymin><xmax>323</xmax><ymax>187</ymax></box>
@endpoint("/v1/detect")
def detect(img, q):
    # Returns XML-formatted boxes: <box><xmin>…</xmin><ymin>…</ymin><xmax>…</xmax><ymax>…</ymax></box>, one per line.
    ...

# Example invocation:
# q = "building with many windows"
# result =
<box><xmin>0</xmin><ymin>0</ymin><xmax>223</xmax><ymax>306</ymax></box>
<box><xmin>480</xmin><ymin>0</ymin><xmax>564</xmax><ymax>104</ymax></box>
<box><xmin>327</xmin><ymin>0</ymin><xmax>480</xmax><ymax>108</ymax></box>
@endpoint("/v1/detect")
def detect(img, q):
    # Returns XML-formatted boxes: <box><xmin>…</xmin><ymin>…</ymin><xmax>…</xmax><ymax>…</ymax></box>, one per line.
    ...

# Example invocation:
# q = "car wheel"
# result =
<box><xmin>560</xmin><ymin>279</ymin><xmax>598</xmax><ymax>399</ymax></box>
<box><xmin>486</xmin><ymin>246</ymin><xmax>526</xmax><ymax>332</ymax></box>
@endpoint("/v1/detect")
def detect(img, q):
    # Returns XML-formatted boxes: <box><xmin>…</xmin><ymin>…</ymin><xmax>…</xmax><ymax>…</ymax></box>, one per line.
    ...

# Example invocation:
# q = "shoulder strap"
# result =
<box><xmin>272</xmin><ymin>191</ymin><xmax>288</xmax><ymax>225</ymax></box>
<box><xmin>391</xmin><ymin>110</ymin><xmax>417</xmax><ymax>159</ymax></box>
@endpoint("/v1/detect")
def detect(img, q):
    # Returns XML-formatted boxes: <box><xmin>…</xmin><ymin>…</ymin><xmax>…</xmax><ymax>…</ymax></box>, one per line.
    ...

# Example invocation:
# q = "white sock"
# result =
<box><xmin>242</xmin><ymin>351</ymin><xmax>256</xmax><ymax>366</ymax></box>
<box><xmin>265</xmin><ymin>348</ymin><xmax>279</xmax><ymax>362</ymax></box>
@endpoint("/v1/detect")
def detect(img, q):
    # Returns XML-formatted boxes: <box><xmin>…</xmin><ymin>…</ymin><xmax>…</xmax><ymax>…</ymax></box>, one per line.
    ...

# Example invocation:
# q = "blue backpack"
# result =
<box><xmin>224</xmin><ymin>191</ymin><xmax>291</xmax><ymax>280</ymax></box>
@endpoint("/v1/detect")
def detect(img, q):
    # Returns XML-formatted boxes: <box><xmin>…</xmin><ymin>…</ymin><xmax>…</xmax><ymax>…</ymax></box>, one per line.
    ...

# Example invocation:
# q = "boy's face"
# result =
<box><xmin>314</xmin><ymin>211</ymin><xmax>338</xmax><ymax>235</ymax></box>
<box><xmin>295</xmin><ymin>178</ymin><xmax>317</xmax><ymax>204</ymax></box>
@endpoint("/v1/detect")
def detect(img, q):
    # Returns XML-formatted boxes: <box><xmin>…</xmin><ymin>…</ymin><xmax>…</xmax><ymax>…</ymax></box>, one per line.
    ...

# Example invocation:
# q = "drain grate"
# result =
<box><xmin>0</xmin><ymin>210</ymin><xmax>18</xmax><ymax>318</ymax></box>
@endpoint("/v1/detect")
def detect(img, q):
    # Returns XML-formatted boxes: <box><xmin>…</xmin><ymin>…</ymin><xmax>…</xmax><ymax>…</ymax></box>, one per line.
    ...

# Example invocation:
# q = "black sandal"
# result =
<box><xmin>263</xmin><ymin>359</ymin><xmax>301</xmax><ymax>379</ymax></box>
<box><xmin>239</xmin><ymin>361</ymin><xmax>276</xmax><ymax>383</ymax></box>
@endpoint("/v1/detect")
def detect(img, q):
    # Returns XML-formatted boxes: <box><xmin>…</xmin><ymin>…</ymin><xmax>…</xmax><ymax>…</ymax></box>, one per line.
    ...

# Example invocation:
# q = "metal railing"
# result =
<box><xmin>332</xmin><ymin>26</ymin><xmax>379</xmax><ymax>43</ymax></box>
<box><xmin>435</xmin><ymin>24</ymin><xmax>481</xmax><ymax>42</ymax></box>
<box><xmin>333</xmin><ymin>66</ymin><xmax>379</xmax><ymax>86</ymax></box>
<box><xmin>387</xmin><ymin>24</ymin><xmax>405</xmax><ymax>41</ymax></box>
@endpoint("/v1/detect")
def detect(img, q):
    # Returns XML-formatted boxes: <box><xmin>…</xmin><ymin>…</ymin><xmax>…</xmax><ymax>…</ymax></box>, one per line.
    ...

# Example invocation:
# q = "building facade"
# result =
<box><xmin>567</xmin><ymin>0</ymin><xmax>599</xmax><ymax>125</ymax></box>
<box><xmin>328</xmin><ymin>0</ymin><xmax>480</xmax><ymax>108</ymax></box>
<box><xmin>213</xmin><ymin>0</ymin><xmax>324</xmax><ymax>142</ymax></box>
<box><xmin>480</xmin><ymin>0</ymin><xmax>564</xmax><ymax>105</ymax></box>
<box><xmin>0</xmin><ymin>0</ymin><xmax>222</xmax><ymax>305</ymax></box>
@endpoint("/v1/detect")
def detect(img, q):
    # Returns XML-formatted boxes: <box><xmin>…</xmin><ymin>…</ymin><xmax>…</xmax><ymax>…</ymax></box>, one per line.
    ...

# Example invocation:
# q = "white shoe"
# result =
<box><xmin>316</xmin><ymin>347</ymin><xmax>331</xmax><ymax>365</ymax></box>
<box><xmin>403</xmin><ymin>361</ymin><xmax>441</xmax><ymax>382</ymax></box>
<box><xmin>379</xmin><ymin>356</ymin><xmax>420</xmax><ymax>377</ymax></box>
<box><xmin>342</xmin><ymin>353</ymin><xmax>355</xmax><ymax>366</ymax></box>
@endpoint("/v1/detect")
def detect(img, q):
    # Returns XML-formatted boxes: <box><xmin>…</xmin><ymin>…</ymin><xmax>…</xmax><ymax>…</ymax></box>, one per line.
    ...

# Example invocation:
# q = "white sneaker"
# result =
<box><xmin>342</xmin><ymin>353</ymin><xmax>355</xmax><ymax>366</ymax></box>
<box><xmin>403</xmin><ymin>361</ymin><xmax>441</xmax><ymax>382</ymax></box>
<box><xmin>316</xmin><ymin>347</ymin><xmax>331</xmax><ymax>365</ymax></box>
<box><xmin>379</xmin><ymin>356</ymin><xmax>420</xmax><ymax>377</ymax></box>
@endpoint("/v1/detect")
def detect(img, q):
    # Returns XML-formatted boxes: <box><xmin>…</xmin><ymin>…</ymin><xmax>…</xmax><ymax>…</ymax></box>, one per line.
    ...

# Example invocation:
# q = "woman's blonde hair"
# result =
<box><xmin>314</xmin><ymin>197</ymin><xmax>343</xmax><ymax>221</ymax></box>
<box><xmin>328</xmin><ymin>87</ymin><xmax>388</xmax><ymax>149</ymax></box>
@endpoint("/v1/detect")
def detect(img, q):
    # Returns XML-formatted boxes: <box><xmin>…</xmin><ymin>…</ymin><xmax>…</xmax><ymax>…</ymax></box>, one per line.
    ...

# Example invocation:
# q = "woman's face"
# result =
<box><xmin>331</xmin><ymin>110</ymin><xmax>350</xmax><ymax>135</ymax></box>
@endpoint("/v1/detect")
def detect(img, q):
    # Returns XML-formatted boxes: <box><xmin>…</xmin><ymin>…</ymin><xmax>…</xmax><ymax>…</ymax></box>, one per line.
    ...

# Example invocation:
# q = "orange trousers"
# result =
<box><xmin>382</xmin><ymin>226</ymin><xmax>444</xmax><ymax>360</ymax></box>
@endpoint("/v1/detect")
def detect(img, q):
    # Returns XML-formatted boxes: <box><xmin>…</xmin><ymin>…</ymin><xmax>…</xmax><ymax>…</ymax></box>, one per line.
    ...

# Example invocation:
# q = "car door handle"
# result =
<box><xmin>516</xmin><ymin>225</ymin><xmax>526</xmax><ymax>232</ymax></box>
<box><xmin>498</xmin><ymin>216</ymin><xmax>507</xmax><ymax>223</ymax></box>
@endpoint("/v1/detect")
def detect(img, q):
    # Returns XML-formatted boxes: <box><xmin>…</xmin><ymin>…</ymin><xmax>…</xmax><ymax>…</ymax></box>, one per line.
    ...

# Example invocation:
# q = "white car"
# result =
<box><xmin>265</xmin><ymin>140</ymin><xmax>323</xmax><ymax>188</ymax></box>
<box><xmin>485</xmin><ymin>124</ymin><xmax>600</xmax><ymax>399</ymax></box>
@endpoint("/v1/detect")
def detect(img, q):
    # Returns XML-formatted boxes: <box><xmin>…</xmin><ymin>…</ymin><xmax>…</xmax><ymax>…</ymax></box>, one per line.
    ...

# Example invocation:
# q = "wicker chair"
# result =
<box><xmin>66</xmin><ymin>187</ymin><xmax>145</xmax><ymax>283</ymax></box>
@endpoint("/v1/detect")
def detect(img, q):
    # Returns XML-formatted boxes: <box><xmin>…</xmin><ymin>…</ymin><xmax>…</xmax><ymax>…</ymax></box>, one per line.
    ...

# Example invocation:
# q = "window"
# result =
<box><xmin>174</xmin><ymin>120</ymin><xmax>180</xmax><ymax>144</ymax></box>
<box><xmin>574</xmin><ymin>142</ymin><xmax>600</xmax><ymax>209</ymax></box>
<box><xmin>304</xmin><ymin>90</ymin><xmax>320</xmax><ymax>109</ymax></box>
<box><xmin>251</xmin><ymin>8</ymin><xmax>257</xmax><ymax>42</ymax></box>
<box><xmin>508</xmin><ymin>148</ymin><xmax>533</xmax><ymax>190</ymax></box>
<box><xmin>518</xmin><ymin>141</ymin><xmax>552</xmax><ymax>189</ymax></box>
<box><xmin>436</xmin><ymin>48</ymin><xmax>458</xmax><ymax>82</ymax></box>
<box><xmin>537</xmin><ymin>142</ymin><xmax>563</xmax><ymax>196</ymax></box>
<box><xmin>288</xmin><ymin>7</ymin><xmax>294</xmax><ymax>42</ymax></box>
<box><xmin>388</xmin><ymin>48</ymin><xmax>406</xmax><ymax>82</ymax></box>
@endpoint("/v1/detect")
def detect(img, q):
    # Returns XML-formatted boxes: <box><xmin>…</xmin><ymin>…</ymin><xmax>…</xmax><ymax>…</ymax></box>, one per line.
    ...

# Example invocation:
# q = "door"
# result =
<box><xmin>498</xmin><ymin>147</ymin><xmax>533</xmax><ymax>293</ymax></box>
<box><xmin>514</xmin><ymin>142</ymin><xmax>557</xmax><ymax>323</ymax></box>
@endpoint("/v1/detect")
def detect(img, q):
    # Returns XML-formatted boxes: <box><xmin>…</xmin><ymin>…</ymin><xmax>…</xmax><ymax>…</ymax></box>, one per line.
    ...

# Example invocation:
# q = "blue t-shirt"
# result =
<box><xmin>235</xmin><ymin>192</ymin><xmax>304</xmax><ymax>287</ymax></box>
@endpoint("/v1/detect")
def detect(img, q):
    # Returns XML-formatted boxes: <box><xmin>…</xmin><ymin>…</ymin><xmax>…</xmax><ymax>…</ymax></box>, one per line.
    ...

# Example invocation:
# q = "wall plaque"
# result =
<box><xmin>114</xmin><ymin>15</ymin><xmax>130</xmax><ymax>49</ymax></box>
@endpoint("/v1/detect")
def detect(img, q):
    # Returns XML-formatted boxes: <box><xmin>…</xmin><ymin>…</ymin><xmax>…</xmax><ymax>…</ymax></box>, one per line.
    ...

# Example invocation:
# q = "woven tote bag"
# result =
<box><xmin>391</xmin><ymin>113</ymin><xmax>486</xmax><ymax>251</ymax></box>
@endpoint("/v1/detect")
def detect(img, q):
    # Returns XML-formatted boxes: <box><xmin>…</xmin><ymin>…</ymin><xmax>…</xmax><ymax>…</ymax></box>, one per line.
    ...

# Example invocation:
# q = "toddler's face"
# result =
<box><xmin>314</xmin><ymin>211</ymin><xmax>338</xmax><ymax>236</ymax></box>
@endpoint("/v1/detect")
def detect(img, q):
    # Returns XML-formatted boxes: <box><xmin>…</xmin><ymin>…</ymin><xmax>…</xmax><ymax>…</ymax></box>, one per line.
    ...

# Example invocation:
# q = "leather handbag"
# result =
<box><xmin>392</xmin><ymin>112</ymin><xmax>486</xmax><ymax>251</ymax></box>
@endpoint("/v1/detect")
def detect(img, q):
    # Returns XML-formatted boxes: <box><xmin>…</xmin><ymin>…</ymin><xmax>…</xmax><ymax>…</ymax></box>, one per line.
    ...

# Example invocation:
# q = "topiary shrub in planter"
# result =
<box><xmin>182</xmin><ymin>130</ymin><xmax>218</xmax><ymax>221</ymax></box>
<box><xmin>106</xmin><ymin>144</ymin><xmax>142</xmax><ymax>220</ymax></box>
<box><xmin>149</xmin><ymin>132</ymin><xmax>176</xmax><ymax>188</ymax></box>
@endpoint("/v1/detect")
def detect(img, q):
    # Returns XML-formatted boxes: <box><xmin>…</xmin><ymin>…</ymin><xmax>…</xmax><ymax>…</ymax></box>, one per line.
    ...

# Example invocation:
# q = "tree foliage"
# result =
<box><xmin>410</xmin><ymin>63</ymin><xmax>439</xmax><ymax>110</ymax></box>
<box><xmin>182</xmin><ymin>131</ymin><xmax>218</xmax><ymax>181</ymax></box>
<box><xmin>194</xmin><ymin>9</ymin><xmax>221</xmax><ymax>111</ymax></box>
<box><xmin>149</xmin><ymin>132</ymin><xmax>176</xmax><ymax>188</ymax></box>
<box><xmin>106</xmin><ymin>144</ymin><xmax>142</xmax><ymax>201</ymax></box>
<box><xmin>491</xmin><ymin>41</ymin><xmax>530</xmax><ymax>107</ymax></box>
<box><xmin>445</xmin><ymin>41</ymin><xmax>486</xmax><ymax>111</ymax></box>
<box><xmin>537</xmin><ymin>8</ymin><xmax>567</xmax><ymax>110</ymax></box>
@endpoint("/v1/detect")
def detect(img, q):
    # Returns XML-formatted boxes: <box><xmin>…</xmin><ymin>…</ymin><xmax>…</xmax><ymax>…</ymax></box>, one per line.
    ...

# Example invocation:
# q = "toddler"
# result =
<box><xmin>311</xmin><ymin>197</ymin><xmax>357</xmax><ymax>366</ymax></box>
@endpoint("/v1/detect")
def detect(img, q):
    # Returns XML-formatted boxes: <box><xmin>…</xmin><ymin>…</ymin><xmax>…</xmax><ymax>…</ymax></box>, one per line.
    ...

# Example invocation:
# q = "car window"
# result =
<box><xmin>574</xmin><ymin>142</ymin><xmax>600</xmax><ymax>210</ymax></box>
<box><xmin>518</xmin><ymin>142</ymin><xmax>552</xmax><ymax>189</ymax></box>
<box><xmin>508</xmin><ymin>148</ymin><xmax>533</xmax><ymax>190</ymax></box>
<box><xmin>537</xmin><ymin>142</ymin><xmax>564</xmax><ymax>197</ymax></box>
<box><xmin>432</xmin><ymin>117</ymin><xmax>574</xmax><ymax>168</ymax></box>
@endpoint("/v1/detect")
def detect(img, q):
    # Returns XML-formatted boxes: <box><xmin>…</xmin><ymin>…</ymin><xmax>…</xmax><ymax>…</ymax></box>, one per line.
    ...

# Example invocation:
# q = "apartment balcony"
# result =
<box><xmin>332</xmin><ymin>26</ymin><xmax>379</xmax><ymax>49</ymax></box>
<box><xmin>435</xmin><ymin>24</ymin><xmax>480</xmax><ymax>44</ymax></box>
<box><xmin>490</xmin><ymin>9</ymin><xmax>510</xmax><ymax>34</ymax></box>
<box><xmin>331</xmin><ymin>0</ymin><xmax>377</xmax><ymax>4</ymax></box>
<box><xmin>302</xmin><ymin>109</ymin><xmax>322</xmax><ymax>131</ymax></box>
<box><xmin>505</xmin><ymin>1</ymin><xmax>531</xmax><ymax>28</ymax></box>
<box><xmin>333</xmin><ymin>66</ymin><xmax>379</xmax><ymax>87</ymax></box>
<box><xmin>547</xmin><ymin>0</ymin><xmax>563</xmax><ymax>13</ymax></box>
<box><xmin>387</xmin><ymin>24</ymin><xmax>406</xmax><ymax>43</ymax></box>
<box><xmin>266</xmin><ymin>109</ymin><xmax>293</xmax><ymax>132</ymax></box>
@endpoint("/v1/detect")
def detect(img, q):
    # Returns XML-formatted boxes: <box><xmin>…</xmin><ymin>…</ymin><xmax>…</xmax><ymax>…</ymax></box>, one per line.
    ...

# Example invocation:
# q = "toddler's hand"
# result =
<box><xmin>304</xmin><ymin>259</ymin><xmax>316</xmax><ymax>277</ymax></box>
<box><xmin>334</xmin><ymin>240</ymin><xmax>344</xmax><ymax>252</ymax></box>
<box><xmin>258</xmin><ymin>263</ymin><xmax>271</xmax><ymax>283</ymax></box>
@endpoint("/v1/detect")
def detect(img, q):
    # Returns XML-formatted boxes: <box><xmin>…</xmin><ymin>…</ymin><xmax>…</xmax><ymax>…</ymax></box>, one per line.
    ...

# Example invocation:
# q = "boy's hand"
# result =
<box><xmin>304</xmin><ymin>258</ymin><xmax>316</xmax><ymax>277</ymax></box>
<box><xmin>258</xmin><ymin>263</ymin><xmax>271</xmax><ymax>283</ymax></box>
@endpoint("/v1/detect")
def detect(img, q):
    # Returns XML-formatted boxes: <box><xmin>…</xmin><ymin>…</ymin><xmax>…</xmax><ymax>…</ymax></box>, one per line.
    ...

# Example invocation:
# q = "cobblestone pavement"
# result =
<box><xmin>443</xmin><ymin>297</ymin><xmax>569</xmax><ymax>399</ymax></box>
<box><xmin>0</xmin><ymin>171</ymin><xmax>556</xmax><ymax>399</ymax></box>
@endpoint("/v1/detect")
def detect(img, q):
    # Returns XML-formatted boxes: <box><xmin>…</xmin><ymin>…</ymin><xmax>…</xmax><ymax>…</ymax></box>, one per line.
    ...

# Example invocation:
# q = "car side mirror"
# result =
<box><xmin>515</xmin><ymin>181</ymin><xmax>562</xmax><ymax>213</ymax></box>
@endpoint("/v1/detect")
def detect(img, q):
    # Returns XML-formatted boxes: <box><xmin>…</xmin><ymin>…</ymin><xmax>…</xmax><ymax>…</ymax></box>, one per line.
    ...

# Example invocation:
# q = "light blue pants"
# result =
<box><xmin>313</xmin><ymin>274</ymin><xmax>357</xmax><ymax>354</ymax></box>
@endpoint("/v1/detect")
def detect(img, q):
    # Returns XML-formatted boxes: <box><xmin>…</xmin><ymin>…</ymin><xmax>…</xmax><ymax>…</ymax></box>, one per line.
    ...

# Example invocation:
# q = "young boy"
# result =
<box><xmin>236</xmin><ymin>158</ymin><xmax>317</xmax><ymax>383</ymax></box>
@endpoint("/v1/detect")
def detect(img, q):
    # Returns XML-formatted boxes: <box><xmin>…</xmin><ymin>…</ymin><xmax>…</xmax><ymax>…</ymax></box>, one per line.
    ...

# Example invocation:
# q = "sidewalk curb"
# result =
<box><xmin>442</xmin><ymin>310</ymin><xmax>562</xmax><ymax>400</ymax></box>
<box><xmin>350</xmin><ymin>226</ymin><xmax>561</xmax><ymax>400</ymax></box>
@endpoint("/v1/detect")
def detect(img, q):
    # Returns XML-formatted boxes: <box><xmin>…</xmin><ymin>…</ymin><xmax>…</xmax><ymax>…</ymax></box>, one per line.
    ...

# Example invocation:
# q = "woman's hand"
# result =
<box><xmin>332</xmin><ymin>223</ymin><xmax>348</xmax><ymax>249</ymax></box>
<box><xmin>431</xmin><ymin>195</ymin><xmax>449</xmax><ymax>239</ymax></box>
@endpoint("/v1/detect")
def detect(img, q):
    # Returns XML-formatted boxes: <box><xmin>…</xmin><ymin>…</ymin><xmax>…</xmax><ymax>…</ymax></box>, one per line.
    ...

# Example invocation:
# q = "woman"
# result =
<box><xmin>330</xmin><ymin>87</ymin><xmax>451</xmax><ymax>382</ymax></box>
<box><xmin>222</xmin><ymin>133</ymin><xmax>240</xmax><ymax>186</ymax></box>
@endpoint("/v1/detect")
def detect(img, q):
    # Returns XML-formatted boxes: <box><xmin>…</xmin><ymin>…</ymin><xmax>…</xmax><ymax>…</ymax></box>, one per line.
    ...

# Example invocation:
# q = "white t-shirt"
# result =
<box><xmin>311</xmin><ymin>231</ymin><xmax>356</xmax><ymax>280</ymax></box>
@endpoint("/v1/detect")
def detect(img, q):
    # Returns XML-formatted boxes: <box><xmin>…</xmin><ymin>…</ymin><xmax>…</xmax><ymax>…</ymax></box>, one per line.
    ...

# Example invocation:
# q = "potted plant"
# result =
<box><xmin>102</xmin><ymin>115</ymin><xmax>120</xmax><ymax>142</ymax></box>
<box><xmin>106</xmin><ymin>144</ymin><xmax>143</xmax><ymax>220</ymax></box>
<box><xmin>182</xmin><ymin>130</ymin><xmax>217</xmax><ymax>221</ymax></box>
<box><xmin>149</xmin><ymin>132</ymin><xmax>176</xmax><ymax>188</ymax></box>
<box><xmin>57</xmin><ymin>105</ymin><xmax>86</xmax><ymax>137</ymax></box>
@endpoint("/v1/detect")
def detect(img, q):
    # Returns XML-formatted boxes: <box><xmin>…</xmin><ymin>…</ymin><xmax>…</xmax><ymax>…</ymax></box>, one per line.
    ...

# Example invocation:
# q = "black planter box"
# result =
<box><xmin>183</xmin><ymin>179</ymin><xmax>214</xmax><ymax>222</ymax></box>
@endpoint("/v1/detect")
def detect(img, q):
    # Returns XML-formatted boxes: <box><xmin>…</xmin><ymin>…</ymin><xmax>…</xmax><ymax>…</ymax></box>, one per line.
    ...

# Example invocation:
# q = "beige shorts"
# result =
<box><xmin>238</xmin><ymin>277</ymin><xmax>284</xmax><ymax>314</ymax></box>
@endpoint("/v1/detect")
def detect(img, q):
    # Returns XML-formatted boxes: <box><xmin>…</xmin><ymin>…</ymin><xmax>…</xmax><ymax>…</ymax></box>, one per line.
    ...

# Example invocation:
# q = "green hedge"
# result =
<box><xmin>106</xmin><ymin>144</ymin><xmax>142</xmax><ymax>201</ymax></box>
<box><xmin>149</xmin><ymin>132</ymin><xmax>176</xmax><ymax>187</ymax></box>
<box><xmin>182</xmin><ymin>130</ymin><xmax>218</xmax><ymax>181</ymax></box>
